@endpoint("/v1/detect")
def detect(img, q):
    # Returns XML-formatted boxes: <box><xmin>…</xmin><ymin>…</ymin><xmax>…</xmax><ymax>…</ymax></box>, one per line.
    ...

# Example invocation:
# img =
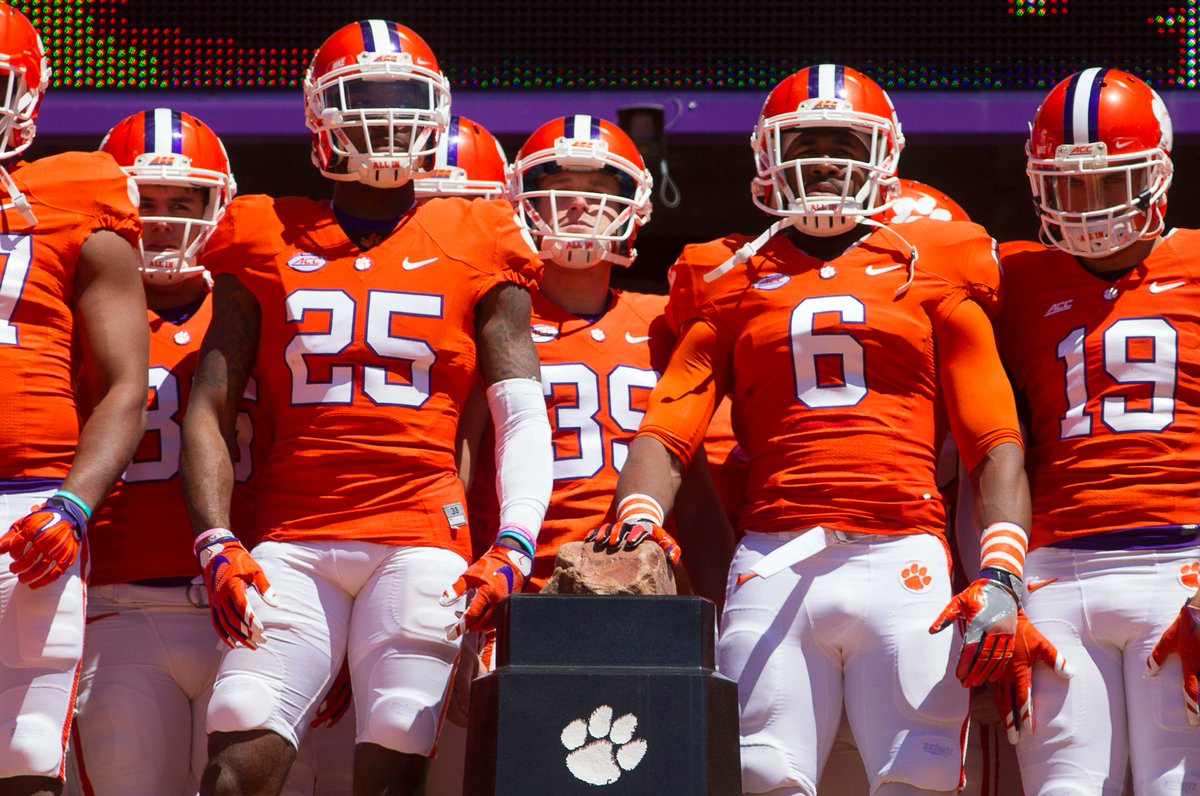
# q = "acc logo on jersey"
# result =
<box><xmin>531</xmin><ymin>323</ymin><xmax>559</xmax><ymax>343</ymax></box>
<box><xmin>753</xmin><ymin>273</ymin><xmax>791</xmax><ymax>291</ymax></box>
<box><xmin>287</xmin><ymin>252</ymin><xmax>328</xmax><ymax>273</ymax></box>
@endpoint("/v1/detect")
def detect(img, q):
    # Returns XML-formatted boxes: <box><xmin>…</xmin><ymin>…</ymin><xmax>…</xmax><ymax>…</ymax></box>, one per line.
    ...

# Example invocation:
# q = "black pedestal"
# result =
<box><xmin>464</xmin><ymin>594</ymin><xmax>740</xmax><ymax>796</ymax></box>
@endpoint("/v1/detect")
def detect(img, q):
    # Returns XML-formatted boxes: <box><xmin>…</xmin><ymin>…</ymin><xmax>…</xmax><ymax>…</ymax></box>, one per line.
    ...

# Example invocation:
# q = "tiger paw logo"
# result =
<box><xmin>561</xmin><ymin>705</ymin><xmax>647</xmax><ymax>786</ymax></box>
<box><xmin>1179</xmin><ymin>561</ymin><xmax>1200</xmax><ymax>591</ymax></box>
<box><xmin>900</xmin><ymin>563</ymin><xmax>933</xmax><ymax>593</ymax></box>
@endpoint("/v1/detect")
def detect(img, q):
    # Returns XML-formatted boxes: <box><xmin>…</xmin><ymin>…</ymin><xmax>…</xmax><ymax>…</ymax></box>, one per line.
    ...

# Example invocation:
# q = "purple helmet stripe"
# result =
<box><xmin>446</xmin><ymin>115</ymin><xmax>461</xmax><ymax>166</ymax></box>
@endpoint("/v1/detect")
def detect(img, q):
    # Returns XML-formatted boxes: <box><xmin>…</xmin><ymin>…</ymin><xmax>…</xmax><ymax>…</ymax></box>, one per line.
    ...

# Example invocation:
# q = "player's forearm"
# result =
<box><xmin>970</xmin><ymin>441</ymin><xmax>1031</xmax><ymax>532</ymax></box>
<box><xmin>614</xmin><ymin>435</ymin><xmax>685</xmax><ymax>519</ymax></box>
<box><xmin>180</xmin><ymin>403</ymin><xmax>237</xmax><ymax>534</ymax></box>
<box><xmin>60</xmin><ymin>383</ymin><xmax>148</xmax><ymax>509</ymax></box>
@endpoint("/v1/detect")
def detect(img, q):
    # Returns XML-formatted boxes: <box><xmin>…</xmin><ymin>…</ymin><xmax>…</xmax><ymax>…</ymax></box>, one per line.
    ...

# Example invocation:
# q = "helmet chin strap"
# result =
<box><xmin>0</xmin><ymin>164</ymin><xmax>37</xmax><ymax>225</ymax></box>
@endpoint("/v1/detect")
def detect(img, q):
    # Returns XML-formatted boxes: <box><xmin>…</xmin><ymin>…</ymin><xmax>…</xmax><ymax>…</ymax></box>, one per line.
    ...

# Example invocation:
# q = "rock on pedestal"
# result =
<box><xmin>540</xmin><ymin>541</ymin><xmax>677</xmax><ymax>596</ymax></box>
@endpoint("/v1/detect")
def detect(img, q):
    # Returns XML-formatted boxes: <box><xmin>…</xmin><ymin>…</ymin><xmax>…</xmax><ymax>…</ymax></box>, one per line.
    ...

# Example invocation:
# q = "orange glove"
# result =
<box><xmin>311</xmin><ymin>657</ymin><xmax>352</xmax><ymax>728</ymax></box>
<box><xmin>930</xmin><ymin>567</ymin><xmax>1020</xmax><ymax>687</ymax></box>
<box><xmin>586</xmin><ymin>520</ymin><xmax>681</xmax><ymax>568</ymax></box>
<box><xmin>995</xmin><ymin>609</ymin><xmax>1073</xmax><ymax>744</ymax></box>
<box><xmin>0</xmin><ymin>494</ymin><xmax>90</xmax><ymax>589</ymax></box>
<box><xmin>1147</xmin><ymin>601</ymin><xmax>1200</xmax><ymax>727</ymax></box>
<box><xmin>194</xmin><ymin>529</ymin><xmax>277</xmax><ymax>649</ymax></box>
<box><xmin>441</xmin><ymin>525</ymin><xmax>533</xmax><ymax>642</ymax></box>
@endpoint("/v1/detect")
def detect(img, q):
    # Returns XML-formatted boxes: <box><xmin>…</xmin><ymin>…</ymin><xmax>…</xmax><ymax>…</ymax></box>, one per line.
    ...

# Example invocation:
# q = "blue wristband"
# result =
<box><xmin>495</xmin><ymin>525</ymin><xmax>536</xmax><ymax>558</ymax></box>
<box><xmin>52</xmin><ymin>489</ymin><xmax>92</xmax><ymax>519</ymax></box>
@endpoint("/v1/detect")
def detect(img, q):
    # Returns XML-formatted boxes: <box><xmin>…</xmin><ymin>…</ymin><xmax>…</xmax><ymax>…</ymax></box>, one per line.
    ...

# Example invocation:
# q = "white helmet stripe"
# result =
<box><xmin>366</xmin><ymin>20</ymin><xmax>393</xmax><ymax>52</ymax></box>
<box><xmin>571</xmin><ymin>114</ymin><xmax>593</xmax><ymax>140</ymax></box>
<box><xmin>817</xmin><ymin>64</ymin><xmax>837</xmax><ymax>98</ymax></box>
<box><xmin>152</xmin><ymin>107</ymin><xmax>175</xmax><ymax>154</ymax></box>
<box><xmin>1071</xmin><ymin>67</ymin><xmax>1104</xmax><ymax>144</ymax></box>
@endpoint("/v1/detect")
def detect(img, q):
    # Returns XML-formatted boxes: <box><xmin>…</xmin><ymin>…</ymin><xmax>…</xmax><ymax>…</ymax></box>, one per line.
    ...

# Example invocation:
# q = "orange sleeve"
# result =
<box><xmin>937</xmin><ymin>298</ymin><xmax>1023</xmax><ymax>473</ymax></box>
<box><xmin>636</xmin><ymin>318</ymin><xmax>730</xmax><ymax>468</ymax></box>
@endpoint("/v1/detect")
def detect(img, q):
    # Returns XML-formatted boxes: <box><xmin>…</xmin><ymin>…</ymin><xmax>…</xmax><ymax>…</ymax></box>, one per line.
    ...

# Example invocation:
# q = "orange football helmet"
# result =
<box><xmin>510</xmin><ymin>115</ymin><xmax>653</xmax><ymax>268</ymax></box>
<box><xmin>303</xmin><ymin>20</ymin><xmax>450</xmax><ymax>188</ymax></box>
<box><xmin>1027</xmin><ymin>67</ymin><xmax>1173</xmax><ymax>257</ymax></box>
<box><xmin>414</xmin><ymin>115</ymin><xmax>507</xmax><ymax>200</ymax></box>
<box><xmin>0</xmin><ymin>2</ymin><xmax>48</xmax><ymax>161</ymax></box>
<box><xmin>100</xmin><ymin>108</ymin><xmax>237</xmax><ymax>282</ymax></box>
<box><xmin>884</xmin><ymin>179</ymin><xmax>971</xmax><ymax>224</ymax></box>
<box><xmin>752</xmin><ymin>64</ymin><xmax>903</xmax><ymax>237</ymax></box>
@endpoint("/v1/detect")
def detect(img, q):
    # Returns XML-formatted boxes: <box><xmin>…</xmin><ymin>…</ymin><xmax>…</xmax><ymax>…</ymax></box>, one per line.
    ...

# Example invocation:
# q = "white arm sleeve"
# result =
<box><xmin>487</xmin><ymin>377</ymin><xmax>553</xmax><ymax>543</ymax></box>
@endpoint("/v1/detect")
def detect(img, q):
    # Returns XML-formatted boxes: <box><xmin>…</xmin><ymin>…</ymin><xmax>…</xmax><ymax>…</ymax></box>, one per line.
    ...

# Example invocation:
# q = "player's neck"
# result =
<box><xmin>1076</xmin><ymin>236</ymin><xmax>1162</xmax><ymax>275</ymax></box>
<box><xmin>144</xmin><ymin>276</ymin><xmax>209</xmax><ymax>313</ymax></box>
<box><xmin>331</xmin><ymin>180</ymin><xmax>416</xmax><ymax>220</ymax></box>
<box><xmin>782</xmin><ymin>223</ymin><xmax>872</xmax><ymax>263</ymax></box>
<box><xmin>540</xmin><ymin>262</ymin><xmax>614</xmax><ymax>316</ymax></box>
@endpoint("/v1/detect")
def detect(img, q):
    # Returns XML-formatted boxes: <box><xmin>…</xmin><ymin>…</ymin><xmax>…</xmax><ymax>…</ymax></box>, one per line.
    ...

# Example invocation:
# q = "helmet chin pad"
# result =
<box><xmin>791</xmin><ymin>211</ymin><xmax>860</xmax><ymax>237</ymax></box>
<box><xmin>353</xmin><ymin>154</ymin><xmax>417</xmax><ymax>187</ymax></box>
<box><xmin>542</xmin><ymin>236</ymin><xmax>612</xmax><ymax>269</ymax></box>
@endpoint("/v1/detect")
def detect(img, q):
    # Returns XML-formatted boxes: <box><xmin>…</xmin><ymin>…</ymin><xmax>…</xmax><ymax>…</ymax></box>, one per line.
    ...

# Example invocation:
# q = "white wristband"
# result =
<box><xmin>616</xmin><ymin>493</ymin><xmax>665</xmax><ymax>527</ymax></box>
<box><xmin>980</xmin><ymin>522</ymin><xmax>1029</xmax><ymax>579</ymax></box>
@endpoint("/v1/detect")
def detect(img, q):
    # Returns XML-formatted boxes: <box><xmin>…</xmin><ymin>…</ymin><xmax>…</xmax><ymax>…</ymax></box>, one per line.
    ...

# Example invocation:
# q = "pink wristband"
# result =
<box><xmin>193</xmin><ymin>527</ymin><xmax>235</xmax><ymax>553</ymax></box>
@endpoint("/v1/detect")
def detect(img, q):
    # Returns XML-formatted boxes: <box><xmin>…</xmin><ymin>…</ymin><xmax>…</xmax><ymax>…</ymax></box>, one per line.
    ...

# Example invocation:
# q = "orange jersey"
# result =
<box><xmin>997</xmin><ymin>230</ymin><xmax>1200</xmax><ymax>547</ymax></box>
<box><xmin>88</xmin><ymin>297</ymin><xmax>266</xmax><ymax>585</ymax></box>
<box><xmin>705</xmin><ymin>397</ymin><xmax>748</xmax><ymax>529</ymax></box>
<box><xmin>202</xmin><ymin>195</ymin><xmax>541</xmax><ymax>555</ymax></box>
<box><xmin>660</xmin><ymin>220</ymin><xmax>1000</xmax><ymax>537</ymax></box>
<box><xmin>468</xmin><ymin>289</ymin><xmax>673</xmax><ymax>587</ymax></box>
<box><xmin>0</xmin><ymin>153</ymin><xmax>140</xmax><ymax>480</ymax></box>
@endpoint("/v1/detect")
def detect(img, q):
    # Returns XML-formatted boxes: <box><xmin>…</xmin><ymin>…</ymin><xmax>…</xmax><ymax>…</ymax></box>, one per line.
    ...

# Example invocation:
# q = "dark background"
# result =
<box><xmin>12</xmin><ymin>0</ymin><xmax>1200</xmax><ymax>89</ymax></box>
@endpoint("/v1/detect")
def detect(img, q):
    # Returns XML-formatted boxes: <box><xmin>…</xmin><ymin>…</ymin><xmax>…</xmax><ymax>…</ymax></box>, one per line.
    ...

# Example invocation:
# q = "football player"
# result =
<box><xmin>462</xmin><ymin>114</ymin><xmax>732</xmax><ymax>604</ymax></box>
<box><xmin>178</xmin><ymin>20</ymin><xmax>551</xmax><ymax>795</ymax></box>
<box><xmin>67</xmin><ymin>108</ymin><xmax>257</xmax><ymax>795</ymax></box>
<box><xmin>598</xmin><ymin>65</ymin><xmax>1030</xmax><ymax>795</ymax></box>
<box><xmin>995</xmin><ymin>68</ymin><xmax>1199</xmax><ymax>792</ymax></box>
<box><xmin>0</xmin><ymin>6</ymin><xmax>148</xmax><ymax>795</ymax></box>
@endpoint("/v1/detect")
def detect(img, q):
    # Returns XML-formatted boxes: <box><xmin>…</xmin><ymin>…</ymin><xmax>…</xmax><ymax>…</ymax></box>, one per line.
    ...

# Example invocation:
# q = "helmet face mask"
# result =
<box><xmin>510</xmin><ymin>117</ymin><xmax>653</xmax><ymax>269</ymax></box>
<box><xmin>752</xmin><ymin>67</ymin><xmax>903</xmax><ymax>237</ymax></box>
<box><xmin>304</xmin><ymin>21</ymin><xmax>451</xmax><ymax>189</ymax></box>
<box><xmin>100</xmin><ymin>108</ymin><xmax>237</xmax><ymax>283</ymax></box>
<box><xmin>1027</xmin><ymin>67</ymin><xmax>1173</xmax><ymax>258</ymax></box>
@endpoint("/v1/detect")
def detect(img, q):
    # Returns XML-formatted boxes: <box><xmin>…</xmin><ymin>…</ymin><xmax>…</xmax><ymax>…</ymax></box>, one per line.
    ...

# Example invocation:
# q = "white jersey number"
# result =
<box><xmin>541</xmin><ymin>362</ymin><xmax>658</xmax><ymax>480</ymax></box>
<box><xmin>1056</xmin><ymin>318</ymin><xmax>1178</xmax><ymax>438</ymax></box>
<box><xmin>0</xmin><ymin>234</ymin><xmax>34</xmax><ymax>346</ymax></box>
<box><xmin>285</xmin><ymin>288</ymin><xmax>441</xmax><ymax>406</ymax></box>
<box><xmin>791</xmin><ymin>295</ymin><xmax>868</xmax><ymax>408</ymax></box>
<box><xmin>125</xmin><ymin>369</ymin><xmax>256</xmax><ymax>483</ymax></box>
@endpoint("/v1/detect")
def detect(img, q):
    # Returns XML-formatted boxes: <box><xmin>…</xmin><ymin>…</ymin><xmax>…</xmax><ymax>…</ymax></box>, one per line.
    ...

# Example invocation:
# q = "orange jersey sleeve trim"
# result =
<box><xmin>937</xmin><ymin>299</ymin><xmax>1023</xmax><ymax>473</ymax></box>
<box><xmin>636</xmin><ymin>318</ymin><xmax>728</xmax><ymax>468</ymax></box>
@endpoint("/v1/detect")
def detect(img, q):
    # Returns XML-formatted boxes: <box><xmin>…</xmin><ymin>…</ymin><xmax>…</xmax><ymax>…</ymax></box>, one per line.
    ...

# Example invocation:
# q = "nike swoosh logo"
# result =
<box><xmin>86</xmin><ymin>612</ymin><xmax>120</xmax><ymax>625</ymax></box>
<box><xmin>625</xmin><ymin>333</ymin><xmax>652</xmax><ymax>344</ymax></box>
<box><xmin>865</xmin><ymin>264</ymin><xmax>903</xmax><ymax>276</ymax></box>
<box><xmin>401</xmin><ymin>256</ymin><xmax>438</xmax><ymax>271</ymax></box>
<box><xmin>1026</xmin><ymin>577</ymin><xmax>1058</xmax><ymax>593</ymax></box>
<box><xmin>1148</xmin><ymin>280</ymin><xmax>1185</xmax><ymax>294</ymax></box>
